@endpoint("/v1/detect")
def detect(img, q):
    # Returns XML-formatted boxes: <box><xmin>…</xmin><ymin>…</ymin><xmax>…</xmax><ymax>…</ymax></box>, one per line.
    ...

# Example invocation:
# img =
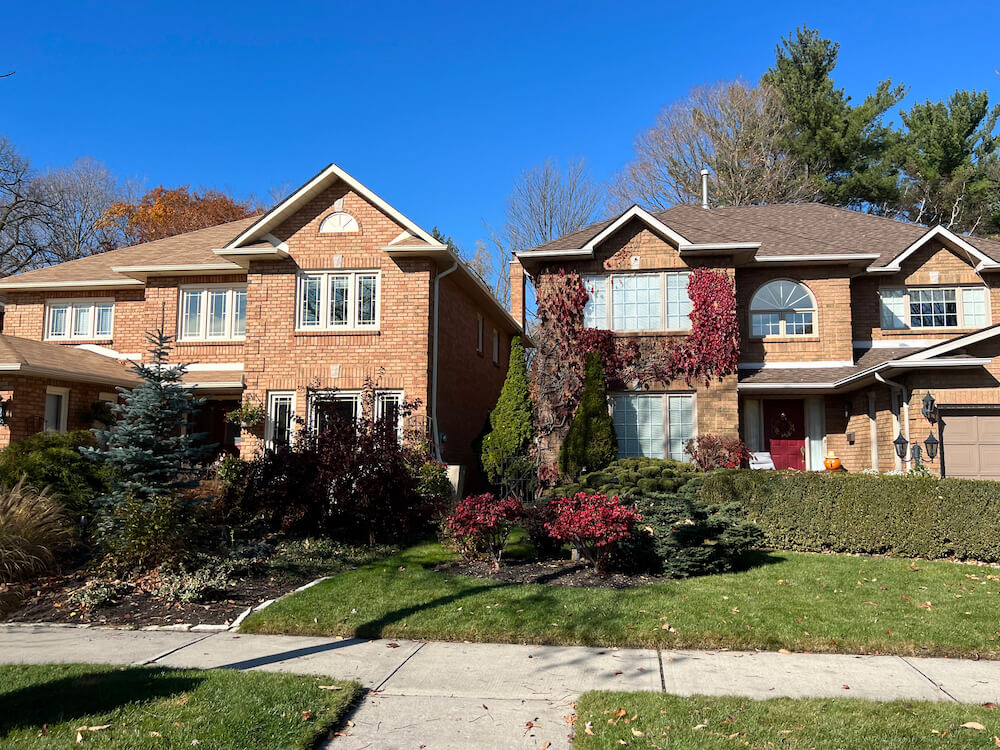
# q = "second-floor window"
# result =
<box><xmin>46</xmin><ymin>300</ymin><xmax>114</xmax><ymax>340</ymax></box>
<box><xmin>583</xmin><ymin>271</ymin><xmax>691</xmax><ymax>332</ymax></box>
<box><xmin>179</xmin><ymin>286</ymin><xmax>247</xmax><ymax>341</ymax></box>
<box><xmin>880</xmin><ymin>286</ymin><xmax>988</xmax><ymax>330</ymax></box>
<box><xmin>750</xmin><ymin>279</ymin><xmax>816</xmax><ymax>338</ymax></box>
<box><xmin>297</xmin><ymin>270</ymin><xmax>379</xmax><ymax>331</ymax></box>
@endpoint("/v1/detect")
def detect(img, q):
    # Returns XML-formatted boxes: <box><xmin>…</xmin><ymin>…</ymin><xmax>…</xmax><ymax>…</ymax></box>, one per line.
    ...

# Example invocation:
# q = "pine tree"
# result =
<box><xmin>481</xmin><ymin>336</ymin><xmax>534</xmax><ymax>484</ymax></box>
<box><xmin>558</xmin><ymin>351</ymin><xmax>617</xmax><ymax>478</ymax></box>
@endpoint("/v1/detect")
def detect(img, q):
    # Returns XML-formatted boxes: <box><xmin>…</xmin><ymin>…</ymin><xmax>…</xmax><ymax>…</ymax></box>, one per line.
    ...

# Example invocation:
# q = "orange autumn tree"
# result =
<box><xmin>99</xmin><ymin>186</ymin><xmax>260</xmax><ymax>247</ymax></box>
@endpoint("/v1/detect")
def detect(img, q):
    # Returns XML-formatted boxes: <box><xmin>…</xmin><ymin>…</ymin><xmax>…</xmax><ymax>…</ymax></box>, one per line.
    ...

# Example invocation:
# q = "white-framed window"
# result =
<box><xmin>749</xmin><ymin>279</ymin><xmax>816</xmax><ymax>338</ymax></box>
<box><xmin>265</xmin><ymin>391</ymin><xmax>296</xmax><ymax>449</ymax></box>
<box><xmin>476</xmin><ymin>314</ymin><xmax>484</xmax><ymax>353</ymax></box>
<box><xmin>880</xmin><ymin>286</ymin><xmax>989</xmax><ymax>330</ymax></box>
<box><xmin>178</xmin><ymin>285</ymin><xmax>247</xmax><ymax>341</ymax></box>
<box><xmin>611</xmin><ymin>392</ymin><xmax>695</xmax><ymax>461</ymax></box>
<box><xmin>492</xmin><ymin>329</ymin><xmax>500</xmax><ymax>364</ymax></box>
<box><xmin>44</xmin><ymin>386</ymin><xmax>70</xmax><ymax>433</ymax></box>
<box><xmin>318</xmin><ymin>211</ymin><xmax>359</xmax><ymax>234</ymax></box>
<box><xmin>308</xmin><ymin>390</ymin><xmax>404</xmax><ymax>439</ymax></box>
<box><xmin>583</xmin><ymin>271</ymin><xmax>691</xmax><ymax>332</ymax></box>
<box><xmin>45</xmin><ymin>300</ymin><xmax>114</xmax><ymax>340</ymax></box>
<box><xmin>297</xmin><ymin>270</ymin><xmax>379</xmax><ymax>331</ymax></box>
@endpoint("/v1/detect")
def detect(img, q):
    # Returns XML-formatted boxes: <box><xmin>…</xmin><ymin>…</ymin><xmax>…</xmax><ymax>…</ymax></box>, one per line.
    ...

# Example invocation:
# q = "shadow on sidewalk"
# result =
<box><xmin>212</xmin><ymin>637</ymin><xmax>370</xmax><ymax>670</ymax></box>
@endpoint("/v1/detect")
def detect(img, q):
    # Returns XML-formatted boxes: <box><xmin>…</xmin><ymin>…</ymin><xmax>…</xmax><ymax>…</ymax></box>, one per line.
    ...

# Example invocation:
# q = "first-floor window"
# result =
<box><xmin>46</xmin><ymin>300</ymin><xmax>114</xmax><ymax>340</ymax></box>
<box><xmin>44</xmin><ymin>387</ymin><xmax>70</xmax><ymax>433</ymax></box>
<box><xmin>265</xmin><ymin>391</ymin><xmax>296</xmax><ymax>449</ymax></box>
<box><xmin>611</xmin><ymin>392</ymin><xmax>695</xmax><ymax>461</ymax></box>
<box><xmin>179</xmin><ymin>286</ymin><xmax>247</xmax><ymax>341</ymax></box>
<box><xmin>309</xmin><ymin>390</ymin><xmax>403</xmax><ymax>439</ymax></box>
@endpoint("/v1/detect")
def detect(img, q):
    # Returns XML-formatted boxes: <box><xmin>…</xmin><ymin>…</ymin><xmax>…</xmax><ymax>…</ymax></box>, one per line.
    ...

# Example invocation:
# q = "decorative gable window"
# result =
<box><xmin>179</xmin><ymin>286</ymin><xmax>247</xmax><ymax>341</ymax></box>
<box><xmin>582</xmin><ymin>271</ymin><xmax>691</xmax><ymax>332</ymax></box>
<box><xmin>750</xmin><ymin>279</ymin><xmax>816</xmax><ymax>338</ymax></box>
<box><xmin>880</xmin><ymin>286</ymin><xmax>988</xmax><ymax>330</ymax></box>
<box><xmin>297</xmin><ymin>270</ymin><xmax>379</xmax><ymax>331</ymax></box>
<box><xmin>319</xmin><ymin>212</ymin><xmax>359</xmax><ymax>233</ymax></box>
<box><xmin>45</xmin><ymin>300</ymin><xmax>114</xmax><ymax>340</ymax></box>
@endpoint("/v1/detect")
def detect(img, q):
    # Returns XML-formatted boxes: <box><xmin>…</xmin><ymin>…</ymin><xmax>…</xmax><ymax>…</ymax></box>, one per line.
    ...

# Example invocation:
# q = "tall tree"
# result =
<box><xmin>895</xmin><ymin>90</ymin><xmax>1000</xmax><ymax>234</ymax></box>
<box><xmin>611</xmin><ymin>81</ymin><xmax>815</xmax><ymax>210</ymax></box>
<box><xmin>761</xmin><ymin>25</ymin><xmax>905</xmax><ymax>211</ymax></box>
<box><xmin>0</xmin><ymin>137</ymin><xmax>51</xmax><ymax>274</ymax></box>
<box><xmin>481</xmin><ymin>336</ymin><xmax>534</xmax><ymax>483</ymax></box>
<box><xmin>99</xmin><ymin>185</ymin><xmax>259</xmax><ymax>246</ymax></box>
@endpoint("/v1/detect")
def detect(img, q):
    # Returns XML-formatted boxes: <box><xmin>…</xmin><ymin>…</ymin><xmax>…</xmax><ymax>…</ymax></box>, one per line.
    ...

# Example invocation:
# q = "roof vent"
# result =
<box><xmin>700</xmin><ymin>169</ymin><xmax>710</xmax><ymax>210</ymax></box>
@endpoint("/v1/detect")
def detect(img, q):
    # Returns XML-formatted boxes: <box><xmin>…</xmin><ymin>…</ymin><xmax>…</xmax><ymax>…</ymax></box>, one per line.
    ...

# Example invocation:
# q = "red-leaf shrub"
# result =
<box><xmin>685</xmin><ymin>435</ymin><xmax>751</xmax><ymax>470</ymax></box>
<box><xmin>544</xmin><ymin>492</ymin><xmax>641</xmax><ymax>574</ymax></box>
<box><xmin>447</xmin><ymin>493</ymin><xmax>524</xmax><ymax>569</ymax></box>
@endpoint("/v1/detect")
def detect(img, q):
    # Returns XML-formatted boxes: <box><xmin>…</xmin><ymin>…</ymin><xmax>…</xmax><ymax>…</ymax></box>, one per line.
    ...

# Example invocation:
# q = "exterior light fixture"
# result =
<box><xmin>893</xmin><ymin>432</ymin><xmax>909</xmax><ymax>460</ymax></box>
<box><xmin>921</xmin><ymin>392</ymin><xmax>937</xmax><ymax>421</ymax></box>
<box><xmin>923</xmin><ymin>432</ymin><xmax>939</xmax><ymax>461</ymax></box>
<box><xmin>911</xmin><ymin>444</ymin><xmax>923</xmax><ymax>465</ymax></box>
<box><xmin>0</xmin><ymin>398</ymin><xmax>8</xmax><ymax>426</ymax></box>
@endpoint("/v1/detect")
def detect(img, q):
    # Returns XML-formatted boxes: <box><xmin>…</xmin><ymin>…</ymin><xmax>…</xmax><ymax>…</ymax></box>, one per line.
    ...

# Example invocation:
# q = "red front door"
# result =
<box><xmin>762</xmin><ymin>400</ymin><xmax>806</xmax><ymax>470</ymax></box>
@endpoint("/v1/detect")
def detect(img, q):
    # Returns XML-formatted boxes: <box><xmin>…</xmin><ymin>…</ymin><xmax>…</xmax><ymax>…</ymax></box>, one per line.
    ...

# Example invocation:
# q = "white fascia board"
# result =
<box><xmin>223</xmin><ymin>163</ymin><xmax>445</xmax><ymax>251</ymax></box>
<box><xmin>738</xmin><ymin>382</ymin><xmax>838</xmax><ymax>391</ymax></box>
<box><xmin>74</xmin><ymin>344</ymin><xmax>141</xmax><ymax>361</ymax></box>
<box><xmin>0</xmin><ymin>279</ymin><xmax>144</xmax><ymax>291</ymax></box>
<box><xmin>853</xmin><ymin>339</ymin><xmax>948</xmax><ymax>349</ymax></box>
<box><xmin>514</xmin><ymin>248</ymin><xmax>595</xmax><ymax>260</ymax></box>
<box><xmin>185</xmin><ymin>362</ymin><xmax>245</xmax><ymax>372</ymax></box>
<box><xmin>755</xmin><ymin>253</ymin><xmax>880</xmax><ymax>263</ymax></box>
<box><xmin>885</xmin><ymin>358</ymin><xmax>992</xmax><ymax>369</ymax></box>
<box><xmin>111</xmin><ymin>263</ymin><xmax>245</xmax><ymax>279</ymax></box>
<box><xmin>584</xmin><ymin>205</ymin><xmax>690</xmax><ymax>250</ymax></box>
<box><xmin>738</xmin><ymin>360</ymin><xmax>854</xmax><ymax>370</ymax></box>
<box><xmin>186</xmin><ymin>380</ymin><xmax>245</xmax><ymax>390</ymax></box>
<box><xmin>897</xmin><ymin>326</ymin><xmax>1000</xmax><ymax>361</ymax></box>
<box><xmin>874</xmin><ymin>225</ymin><xmax>997</xmax><ymax>272</ymax></box>
<box><xmin>680</xmin><ymin>242</ymin><xmax>761</xmax><ymax>252</ymax></box>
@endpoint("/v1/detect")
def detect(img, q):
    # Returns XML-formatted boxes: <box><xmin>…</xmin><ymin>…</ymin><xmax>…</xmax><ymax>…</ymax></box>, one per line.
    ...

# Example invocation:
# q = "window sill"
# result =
<box><xmin>604</xmin><ymin>330</ymin><xmax>692</xmax><ymax>337</ymax></box>
<box><xmin>880</xmin><ymin>328</ymin><xmax>981</xmax><ymax>336</ymax></box>
<box><xmin>293</xmin><ymin>329</ymin><xmax>381</xmax><ymax>337</ymax></box>
<box><xmin>749</xmin><ymin>336</ymin><xmax>820</xmax><ymax>343</ymax></box>
<box><xmin>177</xmin><ymin>339</ymin><xmax>247</xmax><ymax>345</ymax></box>
<box><xmin>45</xmin><ymin>337</ymin><xmax>114</xmax><ymax>344</ymax></box>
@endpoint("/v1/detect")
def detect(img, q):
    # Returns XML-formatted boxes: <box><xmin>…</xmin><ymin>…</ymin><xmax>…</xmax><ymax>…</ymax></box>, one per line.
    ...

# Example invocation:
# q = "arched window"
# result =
<box><xmin>319</xmin><ymin>211</ymin><xmax>359</xmax><ymax>234</ymax></box>
<box><xmin>750</xmin><ymin>279</ymin><xmax>816</xmax><ymax>337</ymax></box>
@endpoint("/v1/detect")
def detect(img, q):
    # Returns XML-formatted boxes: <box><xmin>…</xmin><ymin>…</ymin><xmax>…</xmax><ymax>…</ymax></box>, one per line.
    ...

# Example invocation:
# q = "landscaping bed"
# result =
<box><xmin>573</xmin><ymin>692</ymin><xmax>1000</xmax><ymax>749</ymax></box>
<box><xmin>437</xmin><ymin>558</ymin><xmax>670</xmax><ymax>589</ymax></box>
<box><xmin>0</xmin><ymin>662</ymin><xmax>359</xmax><ymax>749</ymax></box>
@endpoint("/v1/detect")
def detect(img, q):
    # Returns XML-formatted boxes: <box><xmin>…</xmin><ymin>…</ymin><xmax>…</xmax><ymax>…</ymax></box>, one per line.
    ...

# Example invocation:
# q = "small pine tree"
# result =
<box><xmin>86</xmin><ymin>328</ymin><xmax>210</xmax><ymax>568</ymax></box>
<box><xmin>558</xmin><ymin>351</ymin><xmax>617</xmax><ymax>478</ymax></box>
<box><xmin>481</xmin><ymin>336</ymin><xmax>534</xmax><ymax>484</ymax></box>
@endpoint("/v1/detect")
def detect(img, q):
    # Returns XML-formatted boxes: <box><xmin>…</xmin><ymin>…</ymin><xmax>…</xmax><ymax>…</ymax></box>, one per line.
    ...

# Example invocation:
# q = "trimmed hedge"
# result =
<box><xmin>550</xmin><ymin>457</ymin><xmax>701</xmax><ymax>500</ymax></box>
<box><xmin>701</xmin><ymin>469</ymin><xmax>1000</xmax><ymax>562</ymax></box>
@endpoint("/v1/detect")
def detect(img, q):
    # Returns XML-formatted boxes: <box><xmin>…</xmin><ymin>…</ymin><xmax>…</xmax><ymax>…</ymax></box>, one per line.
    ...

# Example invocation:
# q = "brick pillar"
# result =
<box><xmin>509</xmin><ymin>258</ymin><xmax>525</xmax><ymax>331</ymax></box>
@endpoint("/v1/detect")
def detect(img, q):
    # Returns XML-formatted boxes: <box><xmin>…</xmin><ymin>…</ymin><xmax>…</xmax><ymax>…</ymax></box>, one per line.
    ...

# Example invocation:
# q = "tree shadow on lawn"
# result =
<box><xmin>0</xmin><ymin>666</ymin><xmax>204</xmax><ymax>736</ymax></box>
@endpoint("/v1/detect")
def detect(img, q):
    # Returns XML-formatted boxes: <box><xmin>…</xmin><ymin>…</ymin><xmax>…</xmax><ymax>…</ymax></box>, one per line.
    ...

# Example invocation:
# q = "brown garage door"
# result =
<box><xmin>941</xmin><ymin>410</ymin><xmax>1000</xmax><ymax>479</ymax></box>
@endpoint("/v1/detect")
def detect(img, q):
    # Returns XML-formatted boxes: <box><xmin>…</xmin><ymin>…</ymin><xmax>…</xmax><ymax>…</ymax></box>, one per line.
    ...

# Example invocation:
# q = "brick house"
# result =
<box><xmin>514</xmin><ymin>200</ymin><xmax>1000</xmax><ymax>480</ymax></box>
<box><xmin>0</xmin><ymin>164</ymin><xmax>521</xmax><ymax>486</ymax></box>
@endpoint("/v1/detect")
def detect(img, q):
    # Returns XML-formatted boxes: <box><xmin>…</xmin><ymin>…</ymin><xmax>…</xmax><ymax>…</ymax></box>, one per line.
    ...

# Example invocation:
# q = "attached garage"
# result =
<box><xmin>940</xmin><ymin>409</ymin><xmax>1000</xmax><ymax>479</ymax></box>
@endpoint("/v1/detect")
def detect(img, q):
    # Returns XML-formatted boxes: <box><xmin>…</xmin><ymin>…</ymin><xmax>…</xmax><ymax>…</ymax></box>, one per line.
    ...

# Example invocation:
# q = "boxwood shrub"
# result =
<box><xmin>700</xmin><ymin>469</ymin><xmax>1000</xmax><ymax>562</ymax></box>
<box><xmin>549</xmin><ymin>457</ymin><xmax>701</xmax><ymax>500</ymax></box>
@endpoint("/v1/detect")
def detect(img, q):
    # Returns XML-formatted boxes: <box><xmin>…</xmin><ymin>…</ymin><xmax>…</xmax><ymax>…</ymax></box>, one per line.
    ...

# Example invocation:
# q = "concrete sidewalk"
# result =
<box><xmin>2</xmin><ymin>625</ymin><xmax>999</xmax><ymax>749</ymax></box>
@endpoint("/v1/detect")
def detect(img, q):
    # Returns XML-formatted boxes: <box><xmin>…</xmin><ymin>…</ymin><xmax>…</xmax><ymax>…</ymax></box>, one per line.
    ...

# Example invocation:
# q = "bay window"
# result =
<box><xmin>178</xmin><ymin>286</ymin><xmax>247</xmax><ymax>341</ymax></box>
<box><xmin>583</xmin><ymin>272</ymin><xmax>691</xmax><ymax>332</ymax></box>
<box><xmin>880</xmin><ymin>286</ymin><xmax>989</xmax><ymax>330</ymax></box>
<box><xmin>611</xmin><ymin>392</ymin><xmax>695</xmax><ymax>461</ymax></box>
<box><xmin>46</xmin><ymin>300</ymin><xmax>114</xmax><ymax>340</ymax></box>
<box><xmin>297</xmin><ymin>270</ymin><xmax>379</xmax><ymax>331</ymax></box>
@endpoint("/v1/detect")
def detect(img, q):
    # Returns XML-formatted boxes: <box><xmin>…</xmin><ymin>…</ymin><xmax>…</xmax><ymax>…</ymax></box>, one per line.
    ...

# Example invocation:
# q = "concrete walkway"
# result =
<box><xmin>2</xmin><ymin>625</ymin><xmax>999</xmax><ymax>749</ymax></box>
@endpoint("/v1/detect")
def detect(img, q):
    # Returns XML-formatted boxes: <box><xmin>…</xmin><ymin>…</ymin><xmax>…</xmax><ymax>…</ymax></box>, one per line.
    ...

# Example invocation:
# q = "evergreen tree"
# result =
<box><xmin>559</xmin><ymin>351</ymin><xmax>617</xmax><ymax>478</ymax></box>
<box><xmin>481</xmin><ymin>336</ymin><xmax>534</xmax><ymax>484</ymax></box>
<box><xmin>762</xmin><ymin>25</ymin><xmax>905</xmax><ymax>210</ymax></box>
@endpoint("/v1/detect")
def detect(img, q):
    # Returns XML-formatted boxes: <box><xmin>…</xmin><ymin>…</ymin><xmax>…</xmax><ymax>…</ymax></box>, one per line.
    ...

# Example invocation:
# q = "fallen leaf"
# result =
<box><xmin>631</xmin><ymin>727</ymin><xmax>644</xmax><ymax>737</ymax></box>
<box><xmin>540</xmin><ymin>743</ymin><xmax>551</xmax><ymax>750</ymax></box>
<box><xmin>984</xmin><ymin>702</ymin><xmax>998</xmax><ymax>709</ymax></box>
<box><xmin>585</xmin><ymin>722</ymin><xmax>594</xmax><ymax>735</ymax></box>
<box><xmin>615</xmin><ymin>709</ymin><xmax>628</xmax><ymax>718</ymax></box>
<box><xmin>482</xmin><ymin>704</ymin><xmax>489</xmax><ymax>711</ymax></box>
<box><xmin>386</xmin><ymin>642</ymin><xmax>400</xmax><ymax>649</ymax></box>
<box><xmin>301</xmin><ymin>711</ymin><xmax>313</xmax><ymax>721</ymax></box>
<box><xmin>149</xmin><ymin>731</ymin><xmax>162</xmax><ymax>737</ymax></box>
<box><xmin>693</xmin><ymin>723</ymin><xmax>707</xmax><ymax>730</ymax></box>
<box><xmin>75</xmin><ymin>725</ymin><xmax>112</xmax><ymax>744</ymax></box>
<box><xmin>843</xmin><ymin>685</ymin><xmax>850</xmax><ymax>690</ymax></box>
<box><xmin>318</xmin><ymin>685</ymin><xmax>343</xmax><ymax>691</ymax></box>
<box><xmin>961</xmin><ymin>722</ymin><xmax>987</xmax><ymax>731</ymax></box>
<box><xmin>614</xmin><ymin>670</ymin><xmax>623</xmax><ymax>676</ymax></box>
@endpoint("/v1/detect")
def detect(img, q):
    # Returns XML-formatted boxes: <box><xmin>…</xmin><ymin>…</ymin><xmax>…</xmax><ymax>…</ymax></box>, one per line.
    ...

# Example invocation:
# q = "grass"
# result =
<box><xmin>241</xmin><ymin>540</ymin><xmax>1000</xmax><ymax>658</ymax></box>
<box><xmin>0</xmin><ymin>663</ymin><xmax>360</xmax><ymax>749</ymax></box>
<box><xmin>573</xmin><ymin>692</ymin><xmax>1000</xmax><ymax>749</ymax></box>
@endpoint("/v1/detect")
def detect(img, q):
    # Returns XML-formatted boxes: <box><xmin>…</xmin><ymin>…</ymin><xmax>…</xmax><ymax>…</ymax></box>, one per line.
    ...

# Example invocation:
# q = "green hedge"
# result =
<box><xmin>550</xmin><ymin>457</ymin><xmax>700</xmax><ymax>500</ymax></box>
<box><xmin>700</xmin><ymin>470</ymin><xmax>1000</xmax><ymax>562</ymax></box>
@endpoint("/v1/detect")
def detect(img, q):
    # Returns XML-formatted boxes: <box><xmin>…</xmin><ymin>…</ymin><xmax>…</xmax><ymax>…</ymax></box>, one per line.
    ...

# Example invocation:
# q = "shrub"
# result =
<box><xmin>558</xmin><ymin>351</ymin><xmax>617</xmax><ymax>479</ymax></box>
<box><xmin>447</xmin><ymin>493</ymin><xmax>523</xmax><ymax>568</ymax></box>
<box><xmin>0</xmin><ymin>430</ymin><xmax>108</xmax><ymax>517</ymax></box>
<box><xmin>481</xmin><ymin>336</ymin><xmax>534</xmax><ymax>484</ymax></box>
<box><xmin>685</xmin><ymin>435</ymin><xmax>750</xmax><ymax>470</ymax></box>
<box><xmin>550</xmin><ymin>457</ymin><xmax>700</xmax><ymax>500</ymax></box>
<box><xmin>618</xmin><ymin>479</ymin><xmax>764</xmax><ymax>577</ymax></box>
<box><xmin>545</xmin><ymin>491</ymin><xmax>641</xmax><ymax>574</ymax></box>
<box><xmin>68</xmin><ymin>578</ymin><xmax>131</xmax><ymax>610</ymax></box>
<box><xmin>97</xmin><ymin>493</ymin><xmax>197</xmax><ymax>574</ymax></box>
<box><xmin>413</xmin><ymin>458</ymin><xmax>454</xmax><ymax>507</ymax></box>
<box><xmin>0</xmin><ymin>480</ymin><xmax>76</xmax><ymax>584</ymax></box>
<box><xmin>700</xmin><ymin>469</ymin><xmax>1000</xmax><ymax>561</ymax></box>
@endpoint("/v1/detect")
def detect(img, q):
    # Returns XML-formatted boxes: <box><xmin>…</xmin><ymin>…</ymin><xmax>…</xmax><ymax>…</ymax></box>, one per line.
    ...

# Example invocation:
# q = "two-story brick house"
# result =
<box><xmin>515</xmin><ymin>200</ymin><xmax>1000</xmax><ymax>480</ymax></box>
<box><xmin>0</xmin><ymin>164</ymin><xmax>522</xmax><ymax>485</ymax></box>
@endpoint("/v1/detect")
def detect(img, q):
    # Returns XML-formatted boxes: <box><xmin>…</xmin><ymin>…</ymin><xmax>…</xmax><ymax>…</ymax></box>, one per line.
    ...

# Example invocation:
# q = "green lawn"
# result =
<box><xmin>241</xmin><ymin>541</ymin><xmax>1000</xmax><ymax>658</ymax></box>
<box><xmin>0</xmin><ymin>663</ymin><xmax>360</xmax><ymax>749</ymax></box>
<box><xmin>574</xmin><ymin>692</ymin><xmax>1000</xmax><ymax>749</ymax></box>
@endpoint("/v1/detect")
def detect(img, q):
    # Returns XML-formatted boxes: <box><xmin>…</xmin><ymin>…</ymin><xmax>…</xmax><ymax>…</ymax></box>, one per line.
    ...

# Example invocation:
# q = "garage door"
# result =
<box><xmin>941</xmin><ymin>411</ymin><xmax>1000</xmax><ymax>480</ymax></box>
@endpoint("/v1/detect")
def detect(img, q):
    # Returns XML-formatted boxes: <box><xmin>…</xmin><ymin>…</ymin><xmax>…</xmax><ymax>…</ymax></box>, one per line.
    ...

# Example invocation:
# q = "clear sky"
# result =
<box><xmin>3</xmin><ymin>1</ymin><xmax>998</xmax><ymax>253</ymax></box>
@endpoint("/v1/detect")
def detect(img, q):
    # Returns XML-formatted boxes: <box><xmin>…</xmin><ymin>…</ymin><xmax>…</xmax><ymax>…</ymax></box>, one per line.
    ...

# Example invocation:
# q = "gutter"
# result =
<box><xmin>431</xmin><ymin>260</ymin><xmax>459</xmax><ymax>462</ymax></box>
<box><xmin>875</xmin><ymin>371</ymin><xmax>909</xmax><ymax>472</ymax></box>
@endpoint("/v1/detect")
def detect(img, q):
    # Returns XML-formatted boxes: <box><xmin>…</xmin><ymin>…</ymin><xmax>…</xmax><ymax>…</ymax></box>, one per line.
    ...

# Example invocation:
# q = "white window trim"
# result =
<box><xmin>749</xmin><ymin>279</ymin><xmax>817</xmax><ymax>339</ymax></box>
<box><xmin>307</xmin><ymin>389</ymin><xmax>404</xmax><ymax>438</ymax></box>
<box><xmin>583</xmin><ymin>271</ymin><xmax>692</xmax><ymax>333</ymax></box>
<box><xmin>880</xmin><ymin>284</ymin><xmax>991</xmax><ymax>331</ymax></box>
<box><xmin>177</xmin><ymin>284</ymin><xmax>248</xmax><ymax>342</ymax></box>
<box><xmin>265</xmin><ymin>390</ymin><xmax>296</xmax><ymax>450</ymax></box>
<box><xmin>296</xmin><ymin>270</ymin><xmax>381</xmax><ymax>332</ymax></box>
<box><xmin>44</xmin><ymin>298</ymin><xmax>115</xmax><ymax>341</ymax></box>
<box><xmin>44</xmin><ymin>386</ymin><xmax>70</xmax><ymax>433</ymax></box>
<box><xmin>610</xmin><ymin>391</ymin><xmax>697</xmax><ymax>461</ymax></box>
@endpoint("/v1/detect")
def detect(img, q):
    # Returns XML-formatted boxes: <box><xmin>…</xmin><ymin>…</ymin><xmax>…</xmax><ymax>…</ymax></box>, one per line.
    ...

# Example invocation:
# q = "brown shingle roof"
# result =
<box><xmin>0</xmin><ymin>218</ymin><xmax>258</xmax><ymax>288</ymax></box>
<box><xmin>523</xmin><ymin>203</ymin><xmax>1000</xmax><ymax>266</ymax></box>
<box><xmin>0</xmin><ymin>335</ymin><xmax>140</xmax><ymax>385</ymax></box>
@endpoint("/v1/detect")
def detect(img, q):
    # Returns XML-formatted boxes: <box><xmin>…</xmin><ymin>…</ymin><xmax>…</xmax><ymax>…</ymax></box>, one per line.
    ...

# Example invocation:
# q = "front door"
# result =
<box><xmin>762</xmin><ymin>399</ymin><xmax>806</xmax><ymax>470</ymax></box>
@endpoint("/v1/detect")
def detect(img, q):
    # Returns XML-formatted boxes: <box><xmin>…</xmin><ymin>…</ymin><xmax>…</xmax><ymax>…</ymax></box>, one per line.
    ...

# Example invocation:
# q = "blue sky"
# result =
<box><xmin>3</xmin><ymin>1</ymin><xmax>999</xmax><ymax>253</ymax></box>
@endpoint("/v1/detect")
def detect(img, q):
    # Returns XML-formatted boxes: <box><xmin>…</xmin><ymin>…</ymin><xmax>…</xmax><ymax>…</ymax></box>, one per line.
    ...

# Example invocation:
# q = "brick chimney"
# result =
<box><xmin>509</xmin><ymin>257</ymin><xmax>526</xmax><ymax>331</ymax></box>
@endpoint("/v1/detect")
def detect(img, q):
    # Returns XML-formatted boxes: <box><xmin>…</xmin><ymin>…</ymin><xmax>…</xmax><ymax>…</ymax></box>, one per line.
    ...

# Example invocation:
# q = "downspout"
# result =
<box><xmin>431</xmin><ymin>258</ymin><xmax>459</xmax><ymax>462</ymax></box>
<box><xmin>875</xmin><ymin>371</ymin><xmax>910</xmax><ymax>472</ymax></box>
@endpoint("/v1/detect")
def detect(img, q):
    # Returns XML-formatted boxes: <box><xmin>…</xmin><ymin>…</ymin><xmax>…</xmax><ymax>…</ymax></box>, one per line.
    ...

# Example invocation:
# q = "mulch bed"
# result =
<box><xmin>437</xmin><ymin>558</ymin><xmax>669</xmax><ymax>589</ymax></box>
<box><xmin>1</xmin><ymin>569</ymin><xmax>298</xmax><ymax>628</ymax></box>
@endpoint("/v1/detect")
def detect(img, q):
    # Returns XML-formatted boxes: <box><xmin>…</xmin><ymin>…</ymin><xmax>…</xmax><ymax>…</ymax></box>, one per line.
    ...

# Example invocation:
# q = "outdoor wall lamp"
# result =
<box><xmin>921</xmin><ymin>392</ymin><xmax>937</xmax><ymax>422</ymax></box>
<box><xmin>894</xmin><ymin>432</ymin><xmax>939</xmax><ymax>463</ymax></box>
<box><xmin>923</xmin><ymin>431</ymin><xmax>939</xmax><ymax>461</ymax></box>
<box><xmin>0</xmin><ymin>398</ymin><xmax>9</xmax><ymax>426</ymax></box>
